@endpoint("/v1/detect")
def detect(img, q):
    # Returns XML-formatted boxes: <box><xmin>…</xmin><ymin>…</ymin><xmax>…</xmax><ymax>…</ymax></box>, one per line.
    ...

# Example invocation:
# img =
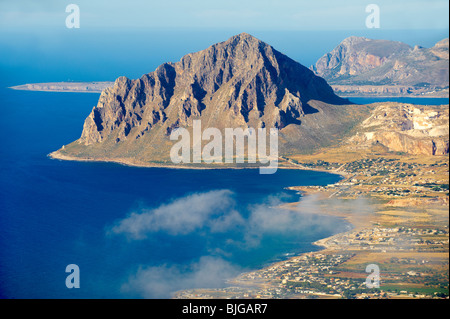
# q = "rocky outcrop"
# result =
<box><xmin>387</xmin><ymin>197</ymin><xmax>449</xmax><ymax>207</ymax></box>
<box><xmin>348</xmin><ymin>103</ymin><xmax>449</xmax><ymax>156</ymax></box>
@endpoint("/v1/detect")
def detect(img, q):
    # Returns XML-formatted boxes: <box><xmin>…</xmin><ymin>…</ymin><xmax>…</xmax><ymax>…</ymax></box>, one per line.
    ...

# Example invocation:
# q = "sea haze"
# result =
<box><xmin>1</xmin><ymin>29</ymin><xmax>448</xmax><ymax>299</ymax></box>
<box><xmin>0</xmin><ymin>87</ymin><xmax>352</xmax><ymax>298</ymax></box>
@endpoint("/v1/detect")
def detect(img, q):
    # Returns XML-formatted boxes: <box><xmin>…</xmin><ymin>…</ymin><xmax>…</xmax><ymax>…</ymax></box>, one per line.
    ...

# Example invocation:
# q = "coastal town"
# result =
<box><xmin>174</xmin><ymin>154</ymin><xmax>449</xmax><ymax>299</ymax></box>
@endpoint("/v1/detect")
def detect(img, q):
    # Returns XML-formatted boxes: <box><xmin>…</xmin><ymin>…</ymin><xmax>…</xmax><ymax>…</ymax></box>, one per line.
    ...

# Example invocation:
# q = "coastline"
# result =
<box><xmin>9</xmin><ymin>82</ymin><xmax>114</xmax><ymax>93</ymax></box>
<box><xmin>48</xmin><ymin>151</ymin><xmax>236</xmax><ymax>170</ymax></box>
<box><xmin>49</xmin><ymin>151</ymin><xmax>353</xmax><ymax>228</ymax></box>
<box><xmin>49</xmin><ymin>149</ymin><xmax>356</xmax><ymax>291</ymax></box>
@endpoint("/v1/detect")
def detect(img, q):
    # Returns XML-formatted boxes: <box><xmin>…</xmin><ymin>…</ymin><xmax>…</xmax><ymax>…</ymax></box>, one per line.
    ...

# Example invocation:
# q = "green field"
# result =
<box><xmin>381</xmin><ymin>284</ymin><xmax>449</xmax><ymax>296</ymax></box>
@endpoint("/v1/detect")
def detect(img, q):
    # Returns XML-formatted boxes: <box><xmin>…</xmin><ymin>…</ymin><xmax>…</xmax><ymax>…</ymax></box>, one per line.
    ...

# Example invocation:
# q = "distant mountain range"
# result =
<box><xmin>10</xmin><ymin>82</ymin><xmax>112</xmax><ymax>93</ymax></box>
<box><xmin>312</xmin><ymin>36</ymin><xmax>449</xmax><ymax>97</ymax></box>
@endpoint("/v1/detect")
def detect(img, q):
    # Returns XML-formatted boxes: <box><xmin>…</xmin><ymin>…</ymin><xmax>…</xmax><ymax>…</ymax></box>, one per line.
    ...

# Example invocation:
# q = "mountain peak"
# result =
<box><xmin>314</xmin><ymin>35</ymin><xmax>448</xmax><ymax>91</ymax></box>
<box><xmin>64</xmin><ymin>34</ymin><xmax>354</xmax><ymax>162</ymax></box>
<box><xmin>226</xmin><ymin>32</ymin><xmax>263</xmax><ymax>43</ymax></box>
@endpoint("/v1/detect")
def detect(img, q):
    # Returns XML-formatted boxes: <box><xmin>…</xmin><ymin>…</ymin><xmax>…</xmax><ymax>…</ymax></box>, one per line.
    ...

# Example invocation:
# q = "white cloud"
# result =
<box><xmin>114</xmin><ymin>192</ymin><xmax>375</xmax><ymax>297</ymax></box>
<box><xmin>241</xmin><ymin>194</ymin><xmax>348</xmax><ymax>246</ymax></box>
<box><xmin>108</xmin><ymin>190</ymin><xmax>362</xmax><ymax>245</ymax></box>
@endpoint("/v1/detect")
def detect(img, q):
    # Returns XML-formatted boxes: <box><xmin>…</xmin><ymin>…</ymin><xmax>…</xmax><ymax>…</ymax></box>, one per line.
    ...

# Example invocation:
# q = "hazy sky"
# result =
<box><xmin>0</xmin><ymin>0</ymin><xmax>448</xmax><ymax>31</ymax></box>
<box><xmin>0</xmin><ymin>0</ymin><xmax>448</xmax><ymax>84</ymax></box>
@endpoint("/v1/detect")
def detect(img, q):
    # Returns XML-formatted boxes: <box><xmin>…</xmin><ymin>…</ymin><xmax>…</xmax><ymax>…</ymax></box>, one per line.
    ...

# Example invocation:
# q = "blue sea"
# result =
<box><xmin>1</xmin><ymin>29</ymin><xmax>448</xmax><ymax>299</ymax></box>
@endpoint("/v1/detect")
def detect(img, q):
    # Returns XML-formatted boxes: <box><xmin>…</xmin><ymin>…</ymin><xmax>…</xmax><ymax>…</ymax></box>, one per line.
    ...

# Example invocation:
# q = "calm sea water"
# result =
<box><xmin>348</xmin><ymin>97</ymin><xmax>449</xmax><ymax>105</ymax></box>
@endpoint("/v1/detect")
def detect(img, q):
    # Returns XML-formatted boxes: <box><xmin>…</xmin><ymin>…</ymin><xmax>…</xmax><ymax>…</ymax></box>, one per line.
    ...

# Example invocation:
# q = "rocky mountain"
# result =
<box><xmin>10</xmin><ymin>82</ymin><xmax>114</xmax><ymax>93</ymax></box>
<box><xmin>313</xmin><ymin>37</ymin><xmax>449</xmax><ymax>97</ymax></box>
<box><xmin>52</xmin><ymin>33</ymin><xmax>372</xmax><ymax>165</ymax></box>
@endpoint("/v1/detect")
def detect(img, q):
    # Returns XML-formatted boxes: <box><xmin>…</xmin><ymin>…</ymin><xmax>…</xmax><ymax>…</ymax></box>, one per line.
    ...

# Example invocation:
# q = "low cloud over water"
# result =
<box><xmin>108</xmin><ymin>190</ymin><xmax>242</xmax><ymax>238</ymax></box>
<box><xmin>121</xmin><ymin>256</ymin><xmax>240</xmax><ymax>298</ymax></box>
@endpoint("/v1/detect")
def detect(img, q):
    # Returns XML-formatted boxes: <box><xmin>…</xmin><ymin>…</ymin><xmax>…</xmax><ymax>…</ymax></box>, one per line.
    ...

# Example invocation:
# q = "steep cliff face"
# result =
<box><xmin>80</xmin><ymin>33</ymin><xmax>347</xmax><ymax>146</ymax></box>
<box><xmin>55</xmin><ymin>33</ymin><xmax>372</xmax><ymax>164</ymax></box>
<box><xmin>313</xmin><ymin>36</ymin><xmax>449</xmax><ymax>90</ymax></box>
<box><xmin>349</xmin><ymin>103</ymin><xmax>449</xmax><ymax>156</ymax></box>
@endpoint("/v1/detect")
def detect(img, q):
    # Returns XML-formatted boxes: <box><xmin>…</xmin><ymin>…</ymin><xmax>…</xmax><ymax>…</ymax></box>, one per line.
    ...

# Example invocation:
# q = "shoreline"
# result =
<box><xmin>49</xmin><ymin>149</ymin><xmax>354</xmax><ymax>275</ymax></box>
<box><xmin>339</xmin><ymin>95</ymin><xmax>449</xmax><ymax>99</ymax></box>
<box><xmin>48</xmin><ymin>150</ymin><xmax>346</xmax><ymax>175</ymax></box>
<box><xmin>223</xmin><ymin>187</ymin><xmax>359</xmax><ymax>286</ymax></box>
<box><xmin>171</xmin><ymin>179</ymin><xmax>362</xmax><ymax>298</ymax></box>
<box><xmin>172</xmin><ymin>152</ymin><xmax>448</xmax><ymax>298</ymax></box>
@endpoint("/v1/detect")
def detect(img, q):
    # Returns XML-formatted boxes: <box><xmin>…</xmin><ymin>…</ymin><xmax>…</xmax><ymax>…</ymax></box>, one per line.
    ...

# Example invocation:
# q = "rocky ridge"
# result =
<box><xmin>348</xmin><ymin>103</ymin><xmax>449</xmax><ymax>155</ymax></box>
<box><xmin>54</xmin><ymin>33</ymin><xmax>371</xmax><ymax>164</ymax></box>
